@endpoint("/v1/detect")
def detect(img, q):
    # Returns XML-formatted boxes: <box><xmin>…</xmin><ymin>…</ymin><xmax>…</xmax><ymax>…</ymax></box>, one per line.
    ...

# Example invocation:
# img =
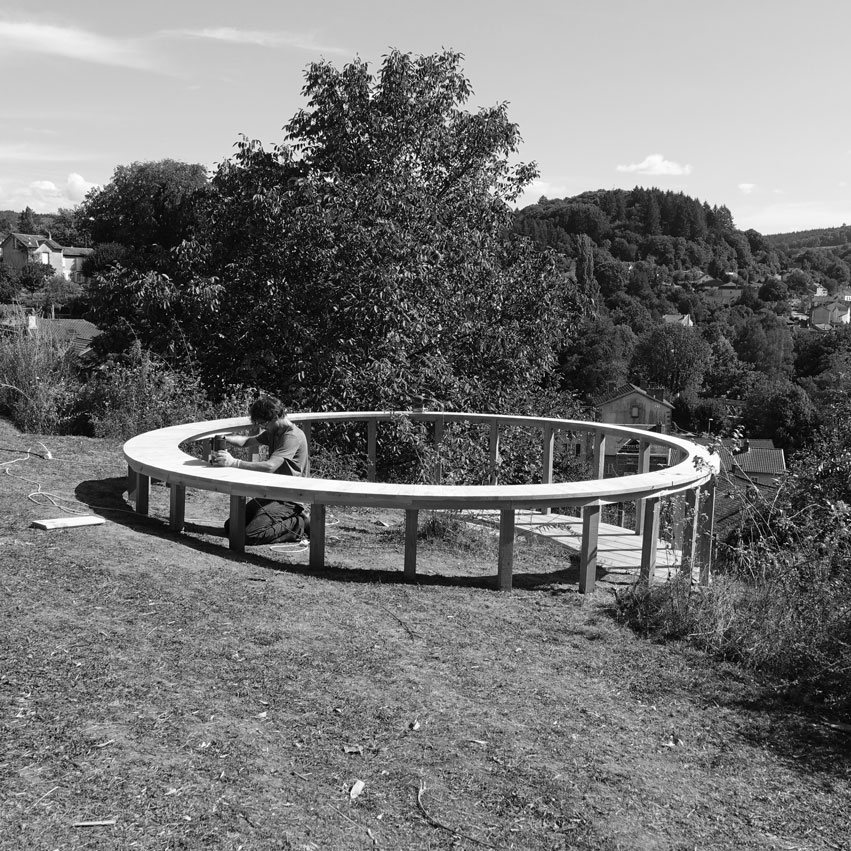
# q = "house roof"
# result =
<box><xmin>6</xmin><ymin>232</ymin><xmax>48</xmax><ymax>249</ymax></box>
<box><xmin>689</xmin><ymin>436</ymin><xmax>786</xmax><ymax>478</ymax></box>
<box><xmin>713</xmin><ymin>472</ymin><xmax>780</xmax><ymax>541</ymax></box>
<box><xmin>40</xmin><ymin>318</ymin><xmax>102</xmax><ymax>357</ymax></box>
<box><xmin>592</xmin><ymin>383</ymin><xmax>674</xmax><ymax>409</ymax></box>
<box><xmin>35</xmin><ymin>238</ymin><xmax>63</xmax><ymax>251</ymax></box>
<box><xmin>662</xmin><ymin>313</ymin><xmax>690</xmax><ymax>324</ymax></box>
<box><xmin>61</xmin><ymin>246</ymin><xmax>93</xmax><ymax>257</ymax></box>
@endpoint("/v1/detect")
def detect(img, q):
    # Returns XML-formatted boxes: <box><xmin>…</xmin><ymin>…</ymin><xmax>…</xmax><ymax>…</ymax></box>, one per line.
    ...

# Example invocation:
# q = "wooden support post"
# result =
<box><xmin>593</xmin><ymin>431</ymin><xmax>606</xmax><ymax>480</ymax></box>
<box><xmin>670</xmin><ymin>495</ymin><xmax>685</xmax><ymax>553</ymax></box>
<box><xmin>695</xmin><ymin>478</ymin><xmax>716</xmax><ymax>586</ymax></box>
<box><xmin>169</xmin><ymin>483</ymin><xmax>186</xmax><ymax>532</ymax></box>
<box><xmin>681</xmin><ymin>487</ymin><xmax>700</xmax><ymax>582</ymax></box>
<box><xmin>432</xmin><ymin>414</ymin><xmax>444</xmax><ymax>484</ymax></box>
<box><xmin>488</xmin><ymin>421</ymin><xmax>500</xmax><ymax>485</ymax></box>
<box><xmin>639</xmin><ymin>496</ymin><xmax>661</xmax><ymax>585</ymax></box>
<box><xmin>497</xmin><ymin>509</ymin><xmax>515</xmax><ymax>591</ymax></box>
<box><xmin>541</xmin><ymin>425</ymin><xmax>554</xmax><ymax>515</ymax></box>
<box><xmin>404</xmin><ymin>509</ymin><xmax>418</xmax><ymax>580</ymax></box>
<box><xmin>635</xmin><ymin>437</ymin><xmax>652</xmax><ymax>534</ymax></box>
<box><xmin>579</xmin><ymin>504</ymin><xmax>600</xmax><ymax>594</ymax></box>
<box><xmin>309</xmin><ymin>503</ymin><xmax>326</xmax><ymax>570</ymax></box>
<box><xmin>135</xmin><ymin>472</ymin><xmax>150</xmax><ymax>516</ymax></box>
<box><xmin>126</xmin><ymin>464</ymin><xmax>137</xmax><ymax>502</ymax></box>
<box><xmin>228</xmin><ymin>495</ymin><xmax>246</xmax><ymax>552</ymax></box>
<box><xmin>301</xmin><ymin>421</ymin><xmax>312</xmax><ymax>451</ymax></box>
<box><xmin>367</xmin><ymin>419</ymin><xmax>377</xmax><ymax>483</ymax></box>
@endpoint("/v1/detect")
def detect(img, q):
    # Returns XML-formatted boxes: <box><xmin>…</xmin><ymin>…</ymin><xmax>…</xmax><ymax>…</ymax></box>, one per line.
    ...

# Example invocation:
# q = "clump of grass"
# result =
<box><xmin>416</xmin><ymin>510</ymin><xmax>490</xmax><ymax>551</ymax></box>
<box><xmin>612</xmin><ymin>542</ymin><xmax>851</xmax><ymax>718</ymax></box>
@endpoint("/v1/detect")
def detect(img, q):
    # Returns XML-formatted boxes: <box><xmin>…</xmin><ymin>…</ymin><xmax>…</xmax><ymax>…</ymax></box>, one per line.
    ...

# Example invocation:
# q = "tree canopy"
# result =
<box><xmin>78</xmin><ymin>159</ymin><xmax>208</xmax><ymax>266</ymax></box>
<box><xmin>161</xmin><ymin>49</ymin><xmax>590</xmax><ymax>413</ymax></box>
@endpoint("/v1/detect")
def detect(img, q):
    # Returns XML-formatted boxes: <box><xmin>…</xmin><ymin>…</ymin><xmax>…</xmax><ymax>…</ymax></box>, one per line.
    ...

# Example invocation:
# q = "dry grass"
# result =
<box><xmin>1</xmin><ymin>419</ymin><xmax>849</xmax><ymax>850</ymax></box>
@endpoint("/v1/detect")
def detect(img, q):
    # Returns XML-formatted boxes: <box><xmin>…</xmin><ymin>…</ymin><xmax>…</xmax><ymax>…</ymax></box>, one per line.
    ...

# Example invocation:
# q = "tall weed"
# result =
<box><xmin>0</xmin><ymin>309</ymin><xmax>81</xmax><ymax>433</ymax></box>
<box><xmin>75</xmin><ymin>342</ymin><xmax>216</xmax><ymax>439</ymax></box>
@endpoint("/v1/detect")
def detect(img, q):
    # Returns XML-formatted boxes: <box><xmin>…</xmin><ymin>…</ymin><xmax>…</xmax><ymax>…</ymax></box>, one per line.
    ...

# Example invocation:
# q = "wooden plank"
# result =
<box><xmin>497</xmin><ymin>509</ymin><xmax>515</xmax><ymax>591</ymax></box>
<box><xmin>579</xmin><ymin>505</ymin><xmax>600</xmax><ymax>594</ymax></box>
<box><xmin>488</xmin><ymin>421</ymin><xmax>500</xmax><ymax>485</ymax></box>
<box><xmin>634</xmin><ymin>438</ymin><xmax>652</xmax><ymax>534</ymax></box>
<box><xmin>541</xmin><ymin>424</ymin><xmax>554</xmax><ymax>515</ymax></box>
<box><xmin>696</xmin><ymin>479</ymin><xmax>716</xmax><ymax>586</ymax></box>
<box><xmin>135</xmin><ymin>473</ymin><xmax>150</xmax><ymax>516</ymax></box>
<box><xmin>404</xmin><ymin>509</ymin><xmax>418</xmax><ymax>580</ymax></box>
<box><xmin>309</xmin><ymin>503</ymin><xmax>326</xmax><ymax>570</ymax></box>
<box><xmin>367</xmin><ymin>420</ymin><xmax>377</xmax><ymax>483</ymax></box>
<box><xmin>31</xmin><ymin>516</ymin><xmax>105</xmax><ymax>530</ymax></box>
<box><xmin>681</xmin><ymin>487</ymin><xmax>700</xmax><ymax>581</ymax></box>
<box><xmin>593</xmin><ymin>432</ymin><xmax>606</xmax><ymax>479</ymax></box>
<box><xmin>469</xmin><ymin>509</ymin><xmax>680</xmax><ymax>573</ymax></box>
<box><xmin>228</xmin><ymin>495</ymin><xmax>246</xmax><ymax>552</ymax></box>
<box><xmin>126</xmin><ymin>464</ymin><xmax>137</xmax><ymax>502</ymax></box>
<box><xmin>639</xmin><ymin>497</ymin><xmax>661</xmax><ymax>585</ymax></box>
<box><xmin>169</xmin><ymin>483</ymin><xmax>186</xmax><ymax>532</ymax></box>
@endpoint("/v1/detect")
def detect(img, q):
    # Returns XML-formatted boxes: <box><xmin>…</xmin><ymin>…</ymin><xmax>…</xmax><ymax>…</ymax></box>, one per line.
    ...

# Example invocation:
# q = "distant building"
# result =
<box><xmin>810</xmin><ymin>300</ymin><xmax>851</xmax><ymax>329</ymax></box>
<box><xmin>592</xmin><ymin>384</ymin><xmax>674</xmax><ymax>474</ymax></box>
<box><xmin>0</xmin><ymin>232</ymin><xmax>93</xmax><ymax>283</ymax></box>
<box><xmin>662</xmin><ymin>313</ymin><xmax>694</xmax><ymax>328</ymax></box>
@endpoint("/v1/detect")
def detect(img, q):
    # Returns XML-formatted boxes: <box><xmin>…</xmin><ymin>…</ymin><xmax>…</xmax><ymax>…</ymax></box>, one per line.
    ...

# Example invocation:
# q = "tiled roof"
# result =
<box><xmin>61</xmin><ymin>246</ymin><xmax>93</xmax><ymax>257</ymax></box>
<box><xmin>9</xmin><ymin>232</ymin><xmax>48</xmax><ymax>248</ymax></box>
<box><xmin>731</xmin><ymin>447</ymin><xmax>787</xmax><ymax>476</ymax></box>
<box><xmin>40</xmin><ymin>318</ymin><xmax>101</xmax><ymax>356</ymax></box>
<box><xmin>687</xmin><ymin>437</ymin><xmax>785</xmax><ymax>478</ymax></box>
<box><xmin>591</xmin><ymin>383</ymin><xmax>673</xmax><ymax>408</ymax></box>
<box><xmin>713</xmin><ymin>472</ymin><xmax>780</xmax><ymax>541</ymax></box>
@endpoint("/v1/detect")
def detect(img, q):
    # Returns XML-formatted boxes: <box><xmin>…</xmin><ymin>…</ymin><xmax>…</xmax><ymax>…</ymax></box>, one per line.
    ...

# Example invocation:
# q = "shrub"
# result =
<box><xmin>0</xmin><ymin>307</ymin><xmax>81</xmax><ymax>433</ymax></box>
<box><xmin>75</xmin><ymin>342</ymin><xmax>216</xmax><ymax>439</ymax></box>
<box><xmin>611</xmin><ymin>457</ymin><xmax>851</xmax><ymax>718</ymax></box>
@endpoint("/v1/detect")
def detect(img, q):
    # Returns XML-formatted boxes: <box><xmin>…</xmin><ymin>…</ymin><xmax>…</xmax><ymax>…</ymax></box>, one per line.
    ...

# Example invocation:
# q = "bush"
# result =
<box><xmin>0</xmin><ymin>308</ymin><xmax>81</xmax><ymax>433</ymax></box>
<box><xmin>611</xmin><ymin>462</ymin><xmax>851</xmax><ymax>718</ymax></box>
<box><xmin>75</xmin><ymin>342</ymin><xmax>217</xmax><ymax>439</ymax></box>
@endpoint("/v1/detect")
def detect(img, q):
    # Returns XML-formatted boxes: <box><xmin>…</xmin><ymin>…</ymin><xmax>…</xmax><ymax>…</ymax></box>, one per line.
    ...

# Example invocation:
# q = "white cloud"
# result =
<box><xmin>0</xmin><ymin>173</ymin><xmax>100</xmax><ymax>211</ymax></box>
<box><xmin>738</xmin><ymin>183</ymin><xmax>756</xmax><ymax>195</ymax></box>
<box><xmin>0</xmin><ymin>20</ymin><xmax>156</xmax><ymax>70</ymax></box>
<box><xmin>67</xmin><ymin>172</ymin><xmax>99</xmax><ymax>202</ymax></box>
<box><xmin>616</xmin><ymin>153</ymin><xmax>692</xmax><ymax>176</ymax></box>
<box><xmin>163</xmin><ymin>27</ymin><xmax>349</xmax><ymax>54</ymax></box>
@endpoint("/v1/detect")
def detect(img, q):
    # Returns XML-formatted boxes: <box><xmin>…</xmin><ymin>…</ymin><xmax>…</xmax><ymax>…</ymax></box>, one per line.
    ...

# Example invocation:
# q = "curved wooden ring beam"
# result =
<box><xmin>123</xmin><ymin>411</ymin><xmax>720</xmax><ymax>592</ymax></box>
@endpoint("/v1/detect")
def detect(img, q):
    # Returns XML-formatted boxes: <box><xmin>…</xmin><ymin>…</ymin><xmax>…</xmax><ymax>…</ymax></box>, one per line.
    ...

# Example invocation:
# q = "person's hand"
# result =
<box><xmin>212</xmin><ymin>450</ymin><xmax>238</xmax><ymax>468</ymax></box>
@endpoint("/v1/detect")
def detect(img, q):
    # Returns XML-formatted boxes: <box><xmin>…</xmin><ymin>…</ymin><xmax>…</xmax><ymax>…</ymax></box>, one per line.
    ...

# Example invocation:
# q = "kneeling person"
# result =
<box><xmin>212</xmin><ymin>396</ymin><xmax>310</xmax><ymax>545</ymax></box>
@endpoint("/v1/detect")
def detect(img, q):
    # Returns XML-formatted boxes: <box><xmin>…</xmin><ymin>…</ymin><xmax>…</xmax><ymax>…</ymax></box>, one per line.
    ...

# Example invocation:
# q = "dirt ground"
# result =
<box><xmin>1</xmin><ymin>419</ymin><xmax>849</xmax><ymax>850</ymax></box>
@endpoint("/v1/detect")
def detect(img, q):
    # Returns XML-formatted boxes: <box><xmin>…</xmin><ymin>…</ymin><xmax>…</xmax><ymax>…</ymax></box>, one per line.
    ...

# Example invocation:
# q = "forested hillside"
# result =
<box><xmin>512</xmin><ymin>188</ymin><xmax>851</xmax><ymax>450</ymax></box>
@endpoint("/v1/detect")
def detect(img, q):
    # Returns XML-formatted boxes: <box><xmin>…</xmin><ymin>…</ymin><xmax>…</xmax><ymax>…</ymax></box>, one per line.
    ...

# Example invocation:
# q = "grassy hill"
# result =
<box><xmin>1</xmin><ymin>420</ymin><xmax>849</xmax><ymax>849</ymax></box>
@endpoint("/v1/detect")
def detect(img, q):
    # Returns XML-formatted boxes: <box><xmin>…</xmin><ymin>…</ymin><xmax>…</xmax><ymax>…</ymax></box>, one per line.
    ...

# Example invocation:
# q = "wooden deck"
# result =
<box><xmin>467</xmin><ymin>509</ymin><xmax>686</xmax><ymax>583</ymax></box>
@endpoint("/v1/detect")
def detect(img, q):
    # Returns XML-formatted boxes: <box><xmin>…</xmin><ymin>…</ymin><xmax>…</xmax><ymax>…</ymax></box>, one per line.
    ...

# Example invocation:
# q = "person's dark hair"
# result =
<box><xmin>249</xmin><ymin>395</ymin><xmax>286</xmax><ymax>425</ymax></box>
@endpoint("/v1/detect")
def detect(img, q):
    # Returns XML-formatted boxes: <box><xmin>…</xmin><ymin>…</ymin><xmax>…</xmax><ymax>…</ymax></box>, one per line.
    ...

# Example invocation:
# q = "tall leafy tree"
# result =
<box><xmin>79</xmin><ymin>159</ymin><xmax>208</xmax><ymax>267</ymax></box>
<box><xmin>179</xmin><ymin>49</ymin><xmax>590</xmax><ymax>412</ymax></box>
<box><xmin>17</xmin><ymin>206</ymin><xmax>39</xmax><ymax>234</ymax></box>
<box><xmin>630</xmin><ymin>323</ymin><xmax>712</xmax><ymax>396</ymax></box>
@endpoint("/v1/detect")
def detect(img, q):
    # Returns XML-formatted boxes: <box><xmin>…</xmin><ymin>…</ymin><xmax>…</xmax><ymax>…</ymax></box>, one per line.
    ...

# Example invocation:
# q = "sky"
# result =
<box><xmin>1</xmin><ymin>0</ymin><xmax>849</xmax><ymax>235</ymax></box>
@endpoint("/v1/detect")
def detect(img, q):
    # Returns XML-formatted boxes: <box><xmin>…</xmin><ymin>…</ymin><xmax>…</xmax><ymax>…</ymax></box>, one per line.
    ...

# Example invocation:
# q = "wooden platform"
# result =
<box><xmin>467</xmin><ymin>509</ymin><xmax>685</xmax><ymax>583</ymax></box>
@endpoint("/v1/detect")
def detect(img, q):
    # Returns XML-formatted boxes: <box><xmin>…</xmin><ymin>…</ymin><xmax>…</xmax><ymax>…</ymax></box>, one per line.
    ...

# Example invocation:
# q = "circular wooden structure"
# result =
<box><xmin>123</xmin><ymin>411</ymin><xmax>719</xmax><ymax>592</ymax></box>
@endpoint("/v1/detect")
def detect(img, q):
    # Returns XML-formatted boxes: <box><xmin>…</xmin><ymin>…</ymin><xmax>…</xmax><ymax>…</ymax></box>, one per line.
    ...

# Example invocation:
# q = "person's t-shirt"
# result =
<box><xmin>258</xmin><ymin>419</ymin><xmax>310</xmax><ymax>478</ymax></box>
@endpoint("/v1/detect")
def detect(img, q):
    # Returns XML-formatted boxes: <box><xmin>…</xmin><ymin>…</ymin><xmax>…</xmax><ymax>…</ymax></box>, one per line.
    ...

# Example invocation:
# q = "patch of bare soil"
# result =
<box><xmin>1</xmin><ymin>421</ymin><xmax>849</xmax><ymax>850</ymax></box>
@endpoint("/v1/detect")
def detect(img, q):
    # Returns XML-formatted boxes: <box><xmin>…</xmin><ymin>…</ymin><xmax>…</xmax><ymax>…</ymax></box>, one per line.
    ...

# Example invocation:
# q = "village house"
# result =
<box><xmin>662</xmin><ymin>313</ymin><xmax>694</xmax><ymax>328</ymax></box>
<box><xmin>591</xmin><ymin>383</ymin><xmax>674</xmax><ymax>474</ymax></box>
<box><xmin>0</xmin><ymin>232</ymin><xmax>93</xmax><ymax>283</ymax></box>
<box><xmin>810</xmin><ymin>300</ymin><xmax>851</xmax><ymax>330</ymax></box>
